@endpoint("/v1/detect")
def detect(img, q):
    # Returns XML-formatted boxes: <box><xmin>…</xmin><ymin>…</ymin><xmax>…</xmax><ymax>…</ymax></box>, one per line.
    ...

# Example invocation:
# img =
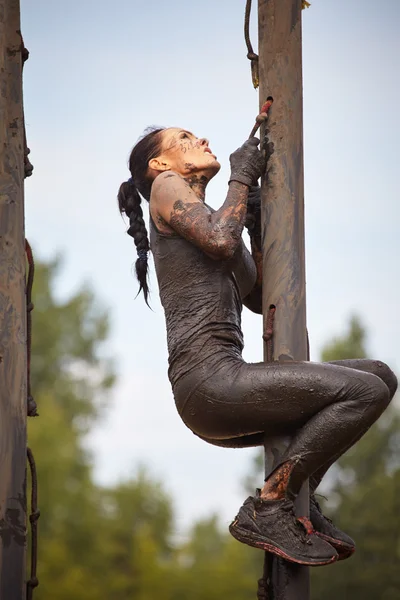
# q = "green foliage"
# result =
<box><xmin>321</xmin><ymin>315</ymin><xmax>367</xmax><ymax>362</ymax></box>
<box><xmin>30</xmin><ymin>255</ymin><xmax>115</xmax><ymax>428</ymax></box>
<box><xmin>175</xmin><ymin>516</ymin><xmax>262</xmax><ymax>600</ymax></box>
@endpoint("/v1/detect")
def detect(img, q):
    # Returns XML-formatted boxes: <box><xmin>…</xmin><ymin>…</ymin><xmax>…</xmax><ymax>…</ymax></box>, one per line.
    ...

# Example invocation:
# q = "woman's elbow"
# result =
<box><xmin>206</xmin><ymin>236</ymin><xmax>239</xmax><ymax>261</ymax></box>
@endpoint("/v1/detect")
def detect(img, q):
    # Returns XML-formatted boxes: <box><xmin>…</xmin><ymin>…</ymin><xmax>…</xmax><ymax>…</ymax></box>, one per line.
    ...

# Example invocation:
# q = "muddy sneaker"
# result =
<box><xmin>229</xmin><ymin>493</ymin><xmax>338</xmax><ymax>566</ymax></box>
<box><xmin>310</xmin><ymin>494</ymin><xmax>355</xmax><ymax>560</ymax></box>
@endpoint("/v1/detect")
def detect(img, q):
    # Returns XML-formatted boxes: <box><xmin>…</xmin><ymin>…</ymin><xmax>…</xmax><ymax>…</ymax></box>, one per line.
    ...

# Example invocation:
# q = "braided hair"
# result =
<box><xmin>118</xmin><ymin>127</ymin><xmax>165</xmax><ymax>305</ymax></box>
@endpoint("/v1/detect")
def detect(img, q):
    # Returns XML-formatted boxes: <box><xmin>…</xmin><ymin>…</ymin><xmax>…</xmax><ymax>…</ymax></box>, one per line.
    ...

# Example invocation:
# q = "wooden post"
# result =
<box><xmin>258</xmin><ymin>0</ymin><xmax>309</xmax><ymax>598</ymax></box>
<box><xmin>0</xmin><ymin>1</ymin><xmax>28</xmax><ymax>597</ymax></box>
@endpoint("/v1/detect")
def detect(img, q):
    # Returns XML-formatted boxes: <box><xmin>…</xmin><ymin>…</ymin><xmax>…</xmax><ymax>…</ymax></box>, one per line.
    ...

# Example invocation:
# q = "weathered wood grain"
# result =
<box><xmin>258</xmin><ymin>0</ymin><xmax>309</xmax><ymax>597</ymax></box>
<box><xmin>0</xmin><ymin>1</ymin><xmax>27</xmax><ymax>597</ymax></box>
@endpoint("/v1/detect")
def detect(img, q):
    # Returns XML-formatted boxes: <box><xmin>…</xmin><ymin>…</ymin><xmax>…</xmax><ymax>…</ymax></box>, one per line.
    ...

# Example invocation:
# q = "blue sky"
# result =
<box><xmin>21</xmin><ymin>0</ymin><xmax>400</xmax><ymax>533</ymax></box>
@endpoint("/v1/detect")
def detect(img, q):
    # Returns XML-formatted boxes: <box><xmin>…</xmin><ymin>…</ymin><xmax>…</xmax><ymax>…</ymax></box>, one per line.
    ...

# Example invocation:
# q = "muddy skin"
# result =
<box><xmin>165</xmin><ymin>130</ymin><xmax>204</xmax><ymax>158</ymax></box>
<box><xmin>183</xmin><ymin>174</ymin><xmax>208</xmax><ymax>201</ymax></box>
<box><xmin>183</xmin><ymin>173</ymin><xmax>262</xmax><ymax>296</ymax></box>
<box><xmin>155</xmin><ymin>214</ymin><xmax>169</xmax><ymax>230</ymax></box>
<box><xmin>260</xmin><ymin>461</ymin><xmax>294</xmax><ymax>500</ymax></box>
<box><xmin>167</xmin><ymin>179</ymin><xmax>249</xmax><ymax>259</ymax></box>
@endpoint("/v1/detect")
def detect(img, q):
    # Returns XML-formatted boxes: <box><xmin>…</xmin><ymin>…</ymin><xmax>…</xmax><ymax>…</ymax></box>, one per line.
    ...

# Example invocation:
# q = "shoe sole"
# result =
<box><xmin>229</xmin><ymin>523</ymin><xmax>338</xmax><ymax>567</ymax></box>
<box><xmin>315</xmin><ymin>532</ymin><xmax>355</xmax><ymax>561</ymax></box>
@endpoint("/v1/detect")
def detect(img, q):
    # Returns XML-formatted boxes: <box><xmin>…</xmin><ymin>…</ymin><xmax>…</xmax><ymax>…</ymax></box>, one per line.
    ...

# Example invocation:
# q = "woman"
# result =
<box><xmin>117</xmin><ymin>126</ymin><xmax>397</xmax><ymax>567</ymax></box>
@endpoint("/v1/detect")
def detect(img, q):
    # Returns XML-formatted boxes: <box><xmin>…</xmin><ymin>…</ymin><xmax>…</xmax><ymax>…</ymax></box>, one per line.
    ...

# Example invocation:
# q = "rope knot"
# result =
<box><xmin>247</xmin><ymin>51</ymin><xmax>258</xmax><ymax>61</ymax></box>
<box><xmin>263</xmin><ymin>329</ymin><xmax>273</xmax><ymax>342</ymax></box>
<box><xmin>27</xmin><ymin>395</ymin><xmax>39</xmax><ymax>417</ymax></box>
<box><xmin>27</xmin><ymin>577</ymin><xmax>39</xmax><ymax>589</ymax></box>
<box><xmin>29</xmin><ymin>510</ymin><xmax>41</xmax><ymax>524</ymax></box>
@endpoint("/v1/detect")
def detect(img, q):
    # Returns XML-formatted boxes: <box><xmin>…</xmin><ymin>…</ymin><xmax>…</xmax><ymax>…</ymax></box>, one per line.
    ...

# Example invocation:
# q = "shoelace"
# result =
<box><xmin>252</xmin><ymin>497</ymin><xmax>314</xmax><ymax>546</ymax></box>
<box><xmin>281</xmin><ymin>502</ymin><xmax>313</xmax><ymax>545</ymax></box>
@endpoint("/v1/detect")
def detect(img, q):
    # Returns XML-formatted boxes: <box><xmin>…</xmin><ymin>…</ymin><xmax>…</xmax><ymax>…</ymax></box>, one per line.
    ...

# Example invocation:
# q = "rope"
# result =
<box><xmin>244</xmin><ymin>0</ymin><xmax>259</xmax><ymax>88</ymax></box>
<box><xmin>25</xmin><ymin>243</ymin><xmax>40</xmax><ymax>600</ymax></box>
<box><xmin>244</xmin><ymin>0</ymin><xmax>310</xmax><ymax>89</ymax></box>
<box><xmin>26</xmin><ymin>448</ymin><xmax>40</xmax><ymax>599</ymax></box>
<box><xmin>25</xmin><ymin>241</ymin><xmax>40</xmax><ymax>600</ymax></box>
<box><xmin>19</xmin><ymin>32</ymin><xmax>34</xmax><ymax>178</ymax></box>
<box><xmin>23</xmin><ymin>38</ymin><xmax>39</xmax><ymax>598</ymax></box>
<box><xmin>25</xmin><ymin>240</ymin><xmax>38</xmax><ymax>418</ymax></box>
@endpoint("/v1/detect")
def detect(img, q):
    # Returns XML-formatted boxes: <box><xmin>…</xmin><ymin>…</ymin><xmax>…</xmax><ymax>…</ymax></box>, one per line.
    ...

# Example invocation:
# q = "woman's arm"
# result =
<box><xmin>151</xmin><ymin>138</ymin><xmax>265</xmax><ymax>260</ymax></box>
<box><xmin>152</xmin><ymin>172</ymin><xmax>249</xmax><ymax>260</ymax></box>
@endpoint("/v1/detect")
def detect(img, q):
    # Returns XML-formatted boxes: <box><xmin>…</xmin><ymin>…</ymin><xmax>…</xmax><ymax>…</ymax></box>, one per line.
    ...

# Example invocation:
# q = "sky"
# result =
<box><xmin>20</xmin><ymin>0</ymin><xmax>400</xmax><ymax>536</ymax></box>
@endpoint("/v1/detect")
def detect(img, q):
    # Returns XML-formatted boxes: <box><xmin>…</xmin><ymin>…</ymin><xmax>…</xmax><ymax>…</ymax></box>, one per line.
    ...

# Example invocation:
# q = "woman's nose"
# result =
<box><xmin>200</xmin><ymin>138</ymin><xmax>209</xmax><ymax>147</ymax></box>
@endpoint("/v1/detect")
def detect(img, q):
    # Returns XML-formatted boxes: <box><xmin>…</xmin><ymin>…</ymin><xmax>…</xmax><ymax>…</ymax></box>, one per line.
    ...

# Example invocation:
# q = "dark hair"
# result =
<box><xmin>118</xmin><ymin>126</ymin><xmax>165</xmax><ymax>305</ymax></box>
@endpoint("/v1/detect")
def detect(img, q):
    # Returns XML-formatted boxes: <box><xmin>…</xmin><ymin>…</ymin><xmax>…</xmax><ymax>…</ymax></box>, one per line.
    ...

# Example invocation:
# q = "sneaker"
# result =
<box><xmin>310</xmin><ymin>494</ymin><xmax>355</xmax><ymax>560</ymax></box>
<box><xmin>229</xmin><ymin>492</ymin><xmax>338</xmax><ymax>566</ymax></box>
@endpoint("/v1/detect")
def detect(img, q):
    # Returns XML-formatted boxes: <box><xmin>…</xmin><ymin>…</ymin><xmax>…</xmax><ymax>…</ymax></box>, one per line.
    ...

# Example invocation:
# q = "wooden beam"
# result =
<box><xmin>0</xmin><ymin>1</ymin><xmax>27</xmax><ymax>597</ymax></box>
<box><xmin>258</xmin><ymin>0</ymin><xmax>309</xmax><ymax>597</ymax></box>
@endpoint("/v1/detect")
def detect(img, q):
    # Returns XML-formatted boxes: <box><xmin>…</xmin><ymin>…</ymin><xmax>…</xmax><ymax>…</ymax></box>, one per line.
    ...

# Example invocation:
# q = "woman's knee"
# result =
<box><xmin>355</xmin><ymin>370</ymin><xmax>392</xmax><ymax>417</ymax></box>
<box><xmin>331</xmin><ymin>358</ymin><xmax>398</xmax><ymax>402</ymax></box>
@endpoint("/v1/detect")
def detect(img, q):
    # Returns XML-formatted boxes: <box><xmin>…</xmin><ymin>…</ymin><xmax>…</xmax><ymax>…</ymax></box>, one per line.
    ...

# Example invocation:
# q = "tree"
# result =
<box><xmin>173</xmin><ymin>515</ymin><xmax>262</xmax><ymax>600</ymax></box>
<box><xmin>28</xmin><ymin>255</ymin><xmax>176</xmax><ymax>599</ymax></box>
<box><xmin>321</xmin><ymin>315</ymin><xmax>367</xmax><ymax>362</ymax></box>
<box><xmin>30</xmin><ymin>254</ymin><xmax>115</xmax><ymax>427</ymax></box>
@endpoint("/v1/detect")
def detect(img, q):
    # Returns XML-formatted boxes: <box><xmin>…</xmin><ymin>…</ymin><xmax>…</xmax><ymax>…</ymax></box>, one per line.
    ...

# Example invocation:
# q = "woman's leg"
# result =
<box><xmin>206</xmin><ymin>359</ymin><xmax>396</xmax><ymax>565</ymax></box>
<box><xmin>186</xmin><ymin>358</ymin><xmax>396</xmax><ymax>564</ymax></box>
<box><xmin>193</xmin><ymin>359</ymin><xmax>397</xmax><ymax>488</ymax></box>
<box><xmin>181</xmin><ymin>359</ymin><xmax>395</xmax><ymax>500</ymax></box>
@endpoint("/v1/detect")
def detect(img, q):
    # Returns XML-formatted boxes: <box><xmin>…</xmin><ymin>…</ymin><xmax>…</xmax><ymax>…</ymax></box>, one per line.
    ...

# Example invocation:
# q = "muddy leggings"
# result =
<box><xmin>174</xmin><ymin>358</ymin><xmax>398</xmax><ymax>499</ymax></box>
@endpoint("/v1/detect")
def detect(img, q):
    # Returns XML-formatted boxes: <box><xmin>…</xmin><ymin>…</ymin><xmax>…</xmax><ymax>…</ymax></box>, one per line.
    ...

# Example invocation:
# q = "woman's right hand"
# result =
<box><xmin>229</xmin><ymin>138</ymin><xmax>265</xmax><ymax>187</ymax></box>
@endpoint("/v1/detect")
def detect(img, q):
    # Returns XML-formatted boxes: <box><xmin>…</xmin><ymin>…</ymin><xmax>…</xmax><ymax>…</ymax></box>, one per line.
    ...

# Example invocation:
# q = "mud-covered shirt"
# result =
<box><xmin>150</xmin><ymin>209</ymin><xmax>256</xmax><ymax>389</ymax></box>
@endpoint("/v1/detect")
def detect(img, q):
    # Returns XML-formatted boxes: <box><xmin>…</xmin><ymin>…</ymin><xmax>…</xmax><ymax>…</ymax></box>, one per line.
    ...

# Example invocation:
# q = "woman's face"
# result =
<box><xmin>151</xmin><ymin>127</ymin><xmax>221</xmax><ymax>179</ymax></box>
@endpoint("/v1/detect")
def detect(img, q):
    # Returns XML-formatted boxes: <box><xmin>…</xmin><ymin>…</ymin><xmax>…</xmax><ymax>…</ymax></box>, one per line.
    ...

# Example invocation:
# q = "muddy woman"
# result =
<box><xmin>117</xmin><ymin>127</ymin><xmax>397</xmax><ymax>566</ymax></box>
